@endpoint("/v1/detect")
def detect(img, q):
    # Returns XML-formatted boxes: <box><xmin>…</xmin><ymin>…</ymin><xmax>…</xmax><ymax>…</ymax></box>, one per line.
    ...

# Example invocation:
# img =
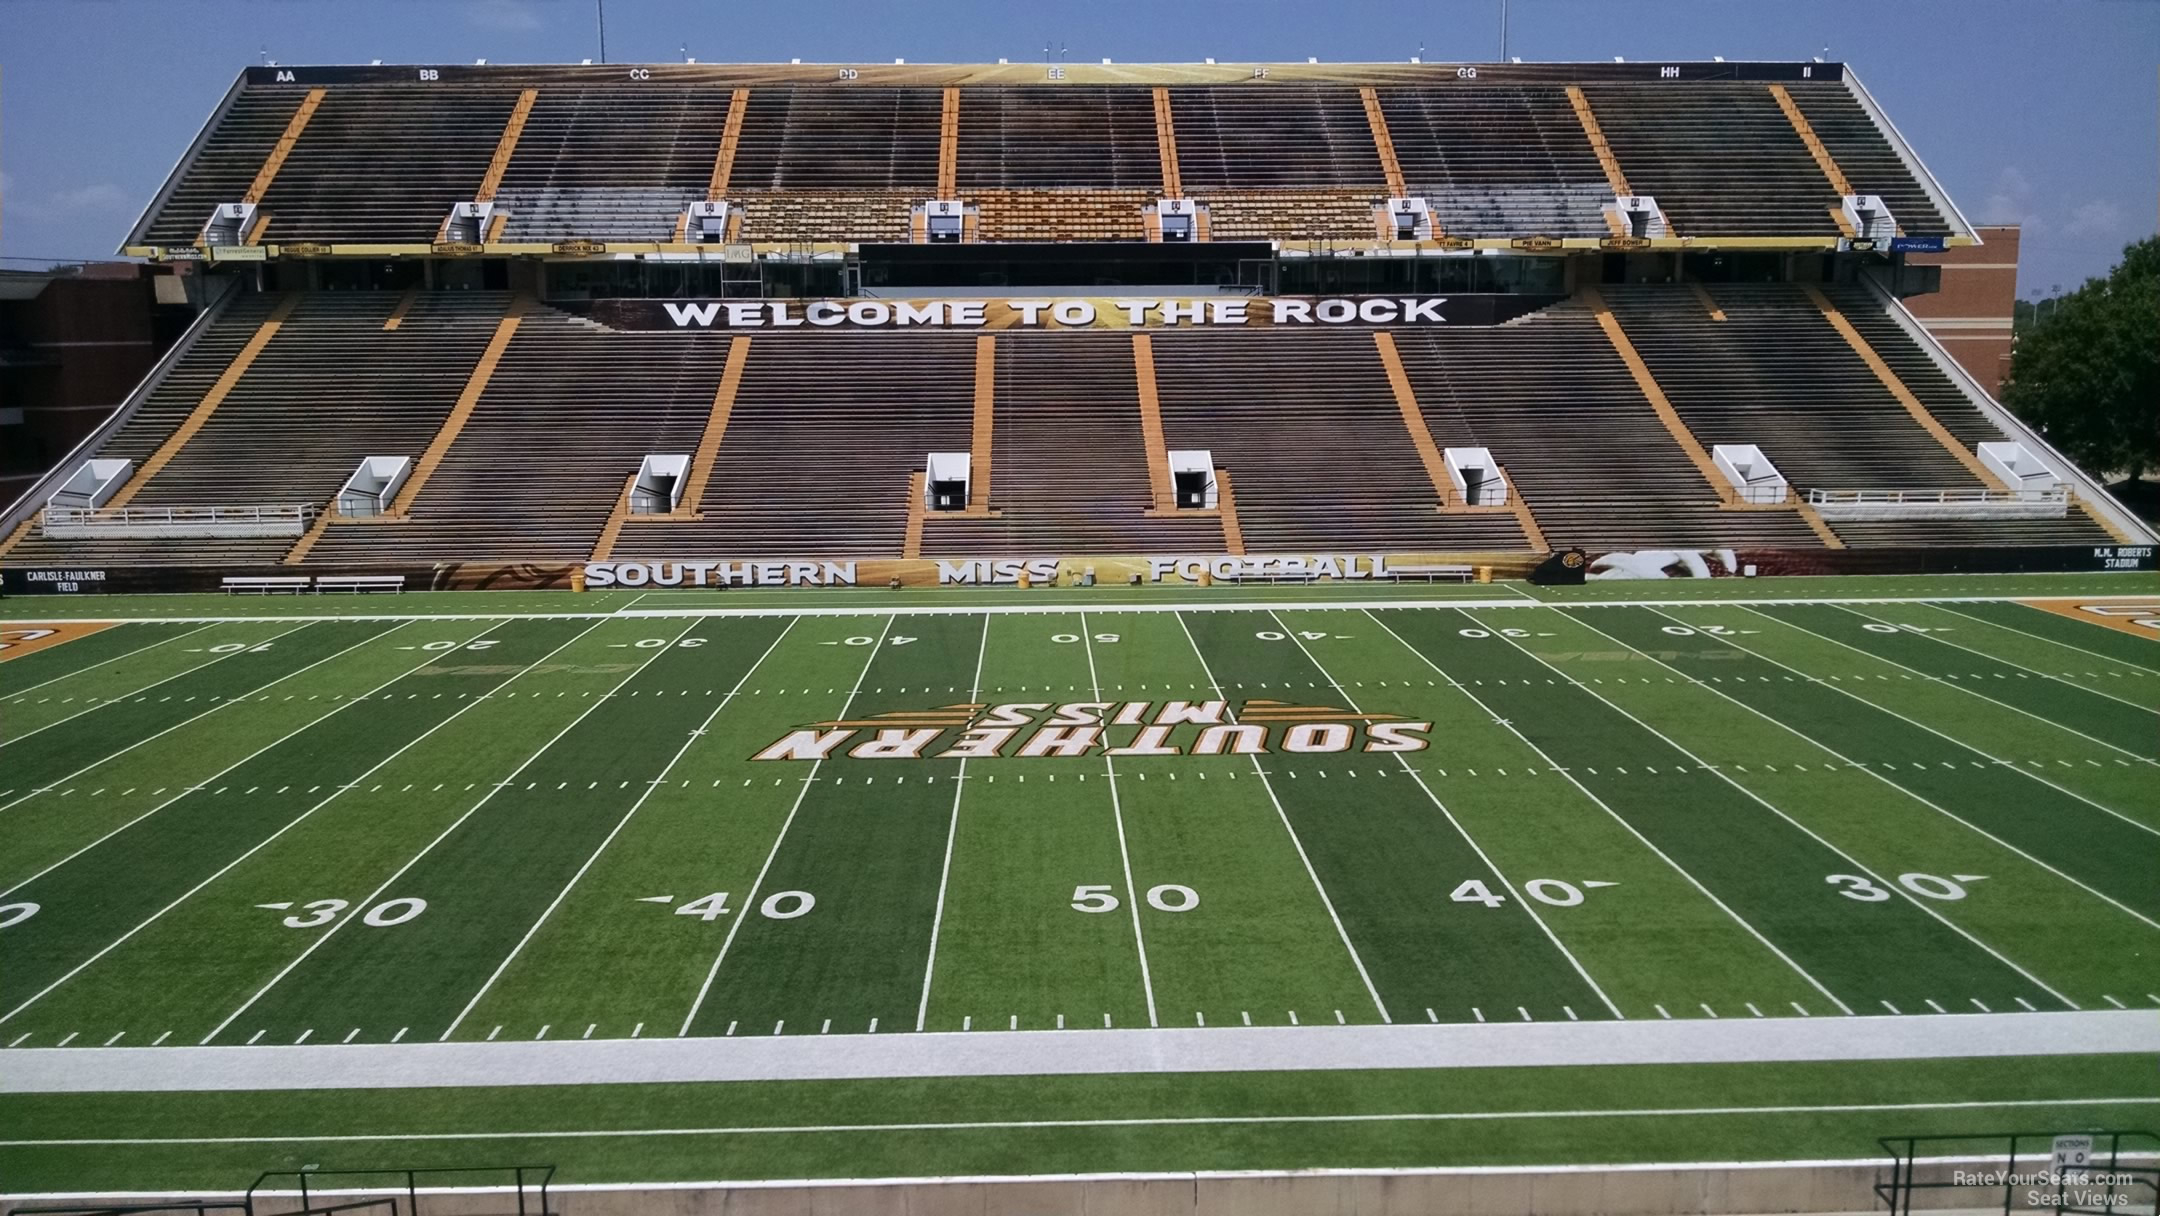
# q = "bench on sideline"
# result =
<box><xmin>1387</xmin><ymin>563</ymin><xmax>1476</xmax><ymax>583</ymax></box>
<box><xmin>223</xmin><ymin>574</ymin><xmax>405</xmax><ymax>595</ymax></box>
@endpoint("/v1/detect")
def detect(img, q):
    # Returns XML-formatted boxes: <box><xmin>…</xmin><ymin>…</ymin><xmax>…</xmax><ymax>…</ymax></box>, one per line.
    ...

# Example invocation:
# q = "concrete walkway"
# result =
<box><xmin>6</xmin><ymin>1010</ymin><xmax>2153</xmax><ymax>1094</ymax></box>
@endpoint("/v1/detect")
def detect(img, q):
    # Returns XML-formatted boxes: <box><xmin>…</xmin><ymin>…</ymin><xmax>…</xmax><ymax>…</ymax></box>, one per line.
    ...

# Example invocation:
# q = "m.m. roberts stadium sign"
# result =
<box><xmin>592</xmin><ymin>294</ymin><xmax>1566</xmax><ymax>331</ymax></box>
<box><xmin>753</xmin><ymin>699</ymin><xmax>1432</xmax><ymax>762</ymax></box>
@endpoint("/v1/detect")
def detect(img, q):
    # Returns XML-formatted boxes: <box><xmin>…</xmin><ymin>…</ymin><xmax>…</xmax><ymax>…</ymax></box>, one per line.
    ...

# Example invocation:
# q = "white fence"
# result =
<box><xmin>42</xmin><ymin>503</ymin><xmax>317</xmax><ymax>539</ymax></box>
<box><xmin>1805</xmin><ymin>487</ymin><xmax>2070</xmax><ymax>521</ymax></box>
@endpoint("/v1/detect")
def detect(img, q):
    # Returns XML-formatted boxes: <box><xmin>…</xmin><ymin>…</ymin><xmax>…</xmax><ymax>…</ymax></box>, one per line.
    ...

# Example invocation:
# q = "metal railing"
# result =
<box><xmin>14</xmin><ymin>1201</ymin><xmax>392</xmax><ymax>1216</ymax></box>
<box><xmin>247</xmin><ymin>1165</ymin><xmax>553</xmax><ymax>1216</ymax></box>
<box><xmin>42</xmin><ymin>503</ymin><xmax>318</xmax><ymax>538</ymax></box>
<box><xmin>1807</xmin><ymin>487</ymin><xmax>2070</xmax><ymax>506</ymax></box>
<box><xmin>1877</xmin><ymin>1130</ymin><xmax>2157</xmax><ymax>1215</ymax></box>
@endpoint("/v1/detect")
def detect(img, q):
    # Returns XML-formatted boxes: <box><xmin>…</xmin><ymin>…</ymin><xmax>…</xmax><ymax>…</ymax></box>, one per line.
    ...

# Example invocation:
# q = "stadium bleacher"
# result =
<box><xmin>2</xmin><ymin>58</ymin><xmax>2148</xmax><ymax>588</ymax></box>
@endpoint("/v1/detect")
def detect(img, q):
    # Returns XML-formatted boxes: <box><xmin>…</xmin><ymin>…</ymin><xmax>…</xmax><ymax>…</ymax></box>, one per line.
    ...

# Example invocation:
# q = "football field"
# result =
<box><xmin>3</xmin><ymin>576</ymin><xmax>2156</xmax><ymax>1191</ymax></box>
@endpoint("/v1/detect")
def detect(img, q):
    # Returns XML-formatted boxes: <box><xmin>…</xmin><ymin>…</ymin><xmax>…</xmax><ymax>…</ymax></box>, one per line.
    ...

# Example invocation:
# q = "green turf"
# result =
<box><xmin>2</xmin><ymin>1056</ymin><xmax>2152</xmax><ymax>1191</ymax></box>
<box><xmin>1</xmin><ymin>569</ymin><xmax>2153</xmax><ymax>620</ymax></box>
<box><xmin>3</xmin><ymin>584</ymin><xmax>2156</xmax><ymax>1191</ymax></box>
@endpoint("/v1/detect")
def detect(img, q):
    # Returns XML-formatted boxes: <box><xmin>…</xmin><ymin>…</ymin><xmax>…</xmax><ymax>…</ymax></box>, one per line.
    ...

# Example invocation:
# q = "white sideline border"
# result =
<box><xmin>4</xmin><ymin>1010</ymin><xmax>2153</xmax><ymax>1094</ymax></box>
<box><xmin>6</xmin><ymin>591</ymin><xmax>2159</xmax><ymax>626</ymax></box>
<box><xmin>12</xmin><ymin>1143</ymin><xmax>2160</xmax><ymax>1201</ymax></box>
<box><xmin>6</xmin><ymin>1096</ymin><xmax>2158</xmax><ymax>1152</ymax></box>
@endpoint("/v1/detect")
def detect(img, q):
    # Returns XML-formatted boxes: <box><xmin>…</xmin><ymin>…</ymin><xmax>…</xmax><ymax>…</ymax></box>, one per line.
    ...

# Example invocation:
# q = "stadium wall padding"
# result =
<box><xmin>3</xmin><ymin>543</ymin><xmax>2150</xmax><ymax>596</ymax></box>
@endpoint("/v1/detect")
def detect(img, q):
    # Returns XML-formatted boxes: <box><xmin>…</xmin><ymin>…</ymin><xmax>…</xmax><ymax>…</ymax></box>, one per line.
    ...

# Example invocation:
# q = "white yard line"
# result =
<box><xmin>1081</xmin><ymin>612</ymin><xmax>1159</xmax><ymax>1028</ymax></box>
<box><xmin>1931</xmin><ymin>600</ymin><xmax>2160</xmax><ymax>676</ymax></box>
<box><xmin>1829</xmin><ymin>602</ymin><xmax>2154</xmax><ymax>722</ymax></box>
<box><xmin>201</xmin><ymin>620</ymin><xmax>700</xmax><ymax>1045</ymax></box>
<box><xmin>0</xmin><ymin>622</ymin><xmax>323</xmax><ymax>805</ymax></box>
<box><xmin>913</xmin><ymin>615</ymin><xmax>992</xmax><ymax>1031</ymax></box>
<box><xmin>1630</xmin><ymin>607</ymin><xmax>2160</xmax><ymax>935</ymax></box>
<box><xmin>1734</xmin><ymin>606</ymin><xmax>2160</xmax><ymax>838</ymax></box>
<box><xmin>2</xmin><ymin>623</ymin><xmax>317</xmax><ymax>749</ymax></box>
<box><xmin>1278</xmin><ymin>609</ymin><xmax>1624</xmax><ymax>1020</ymax></box>
<box><xmin>676</xmin><ymin>615</ymin><xmax>896</xmax><ymax>1037</ymax></box>
<box><xmin>439</xmin><ymin>619</ymin><xmax>798</xmax><ymax>1039</ymax></box>
<box><xmin>0</xmin><ymin>621</ymin><xmax>557</xmax><ymax>1025</ymax></box>
<box><xmin>3</xmin><ymin>1010</ymin><xmax>2152</xmax><ymax>1094</ymax></box>
<box><xmin>1</xmin><ymin>622</ymin><xmax>220</xmax><ymax>700</ymax></box>
<box><xmin>1171</xmin><ymin>611</ymin><xmax>1391</xmax><ymax>1023</ymax></box>
<box><xmin>1365</xmin><ymin>607</ymin><xmax>1847</xmax><ymax>1017</ymax></box>
<box><xmin>1553</xmin><ymin>607</ymin><xmax>2090</xmax><ymax>1005</ymax></box>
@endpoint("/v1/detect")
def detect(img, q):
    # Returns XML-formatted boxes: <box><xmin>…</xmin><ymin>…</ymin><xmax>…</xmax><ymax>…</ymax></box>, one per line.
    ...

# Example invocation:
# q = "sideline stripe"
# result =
<box><xmin>19</xmin><ymin>1147</ymin><xmax>2160</xmax><ymax>1201</ymax></box>
<box><xmin>4</xmin><ymin>1095</ymin><xmax>2155</xmax><ymax>1148</ymax></box>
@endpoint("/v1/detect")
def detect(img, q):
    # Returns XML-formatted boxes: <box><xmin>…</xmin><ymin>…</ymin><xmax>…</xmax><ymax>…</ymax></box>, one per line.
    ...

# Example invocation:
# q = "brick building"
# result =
<box><xmin>1901</xmin><ymin>224</ymin><xmax>2019</xmax><ymax>397</ymax></box>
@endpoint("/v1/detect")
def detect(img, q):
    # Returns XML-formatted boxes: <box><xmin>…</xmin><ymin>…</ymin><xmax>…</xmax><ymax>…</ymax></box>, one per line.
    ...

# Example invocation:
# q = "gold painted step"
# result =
<box><xmin>109</xmin><ymin>293</ymin><xmax>303</xmax><ymax>509</ymax></box>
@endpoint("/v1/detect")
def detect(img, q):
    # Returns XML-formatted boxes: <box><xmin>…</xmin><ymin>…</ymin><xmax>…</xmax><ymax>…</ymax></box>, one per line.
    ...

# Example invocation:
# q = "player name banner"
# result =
<box><xmin>0</xmin><ymin>544</ymin><xmax>2148</xmax><ymax>596</ymax></box>
<box><xmin>592</xmin><ymin>294</ymin><xmax>1566</xmax><ymax>332</ymax></box>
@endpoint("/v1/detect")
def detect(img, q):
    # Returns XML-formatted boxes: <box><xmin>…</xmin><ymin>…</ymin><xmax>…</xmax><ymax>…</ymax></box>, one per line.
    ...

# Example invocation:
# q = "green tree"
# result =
<box><xmin>2001</xmin><ymin>236</ymin><xmax>2159</xmax><ymax>482</ymax></box>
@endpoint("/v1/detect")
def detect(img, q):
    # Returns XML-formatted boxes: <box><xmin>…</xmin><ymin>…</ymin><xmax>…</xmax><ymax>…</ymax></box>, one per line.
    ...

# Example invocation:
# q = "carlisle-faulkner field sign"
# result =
<box><xmin>753</xmin><ymin>699</ymin><xmax>1433</xmax><ymax>761</ymax></box>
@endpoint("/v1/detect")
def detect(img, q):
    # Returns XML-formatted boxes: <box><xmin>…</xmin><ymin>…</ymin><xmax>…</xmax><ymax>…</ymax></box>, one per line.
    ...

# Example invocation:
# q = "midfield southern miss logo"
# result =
<box><xmin>752</xmin><ymin>700</ymin><xmax>1433</xmax><ymax>761</ymax></box>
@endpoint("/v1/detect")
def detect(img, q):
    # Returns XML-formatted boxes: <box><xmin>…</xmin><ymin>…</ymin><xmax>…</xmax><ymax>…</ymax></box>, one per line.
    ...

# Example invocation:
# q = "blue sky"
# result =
<box><xmin>3</xmin><ymin>0</ymin><xmax>2154</xmax><ymax>294</ymax></box>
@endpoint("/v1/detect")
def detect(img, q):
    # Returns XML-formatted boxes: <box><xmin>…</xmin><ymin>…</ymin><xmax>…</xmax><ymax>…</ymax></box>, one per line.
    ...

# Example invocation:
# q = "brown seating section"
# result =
<box><xmin>1378</xmin><ymin>85</ymin><xmax>1612</xmax><ymax>237</ymax></box>
<box><xmin>1606</xmin><ymin>283</ymin><xmax>2111</xmax><ymax>547</ymax></box>
<box><xmin>735</xmin><ymin>192</ymin><xmax>913</xmax><ymax>243</ymax></box>
<box><xmin>1579</xmin><ymin>84</ymin><xmax>1841</xmax><ymax>236</ymax></box>
<box><xmin>494</xmin><ymin>86</ymin><xmax>732</xmax><ymax>240</ymax></box>
<box><xmin>919</xmin><ymin>333</ymin><xmax>1222</xmax><ymax>556</ymax></box>
<box><xmin>135</xmin><ymin>75</ymin><xmax>1966</xmax><ymax>247</ymax></box>
<box><xmin>9</xmin><ymin>288</ymin><xmax>2115</xmax><ymax>569</ymax></box>
<box><xmin>141</xmin><ymin>90</ymin><xmax>307</xmax><ymax>246</ymax></box>
<box><xmin>610</xmin><ymin>332</ymin><xmax>975</xmax><ymax>560</ymax></box>
<box><xmin>972</xmin><ymin>190</ymin><xmax>1150</xmax><ymax>243</ymax></box>
<box><xmin>1392</xmin><ymin>302</ymin><xmax>1819</xmax><ymax>551</ymax></box>
<box><xmin>252</xmin><ymin>86</ymin><xmax>526</xmax><ymax>243</ymax></box>
<box><xmin>4</xmin><ymin>295</ymin><xmax>285</xmax><ymax>567</ymax></box>
<box><xmin>1823</xmin><ymin>288</ymin><xmax>2000</xmax><ymax>448</ymax></box>
<box><xmin>956</xmin><ymin>87</ymin><xmax>1162</xmax><ymax>188</ymax></box>
<box><xmin>1201</xmin><ymin>191</ymin><xmax>1378</xmax><ymax>241</ymax></box>
<box><xmin>1150</xmin><ymin>328</ymin><xmax>1525</xmax><ymax>552</ymax></box>
<box><xmin>728</xmin><ymin>87</ymin><xmax>941</xmax><ymax>190</ymax></box>
<box><xmin>1785</xmin><ymin>84</ymin><xmax>1951</xmax><ymax>235</ymax></box>
<box><xmin>307</xmin><ymin>304</ymin><xmax>721</xmax><ymax>563</ymax></box>
<box><xmin>1604</xmin><ymin>283</ymin><xmax>1977</xmax><ymax>488</ymax></box>
<box><xmin>1168</xmin><ymin>87</ymin><xmax>1384</xmax><ymax>188</ymax></box>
